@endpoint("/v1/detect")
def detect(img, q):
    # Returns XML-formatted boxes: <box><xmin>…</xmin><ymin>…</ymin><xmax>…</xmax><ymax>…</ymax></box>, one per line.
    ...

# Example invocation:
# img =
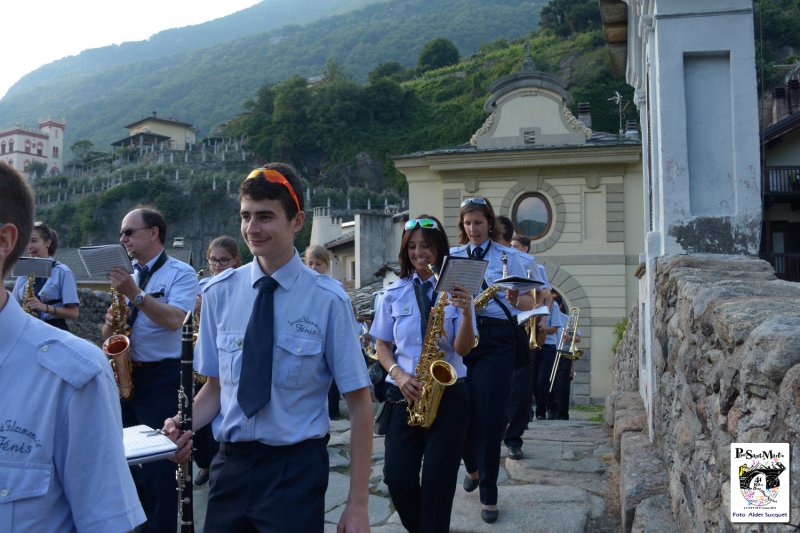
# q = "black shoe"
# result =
<box><xmin>507</xmin><ymin>446</ymin><xmax>524</xmax><ymax>460</ymax></box>
<box><xmin>463</xmin><ymin>475</ymin><xmax>479</xmax><ymax>492</ymax></box>
<box><xmin>481</xmin><ymin>509</ymin><xmax>499</xmax><ymax>523</ymax></box>
<box><xmin>193</xmin><ymin>470</ymin><xmax>209</xmax><ymax>487</ymax></box>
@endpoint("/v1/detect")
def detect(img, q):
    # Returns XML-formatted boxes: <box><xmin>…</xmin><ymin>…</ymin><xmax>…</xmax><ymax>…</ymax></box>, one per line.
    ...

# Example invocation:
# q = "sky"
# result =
<box><xmin>0</xmin><ymin>1</ymin><xmax>262</xmax><ymax>99</ymax></box>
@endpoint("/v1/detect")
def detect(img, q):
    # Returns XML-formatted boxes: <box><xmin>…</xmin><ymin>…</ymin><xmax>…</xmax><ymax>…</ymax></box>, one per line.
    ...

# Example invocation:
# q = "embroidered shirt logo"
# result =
<box><xmin>288</xmin><ymin>316</ymin><xmax>321</xmax><ymax>336</ymax></box>
<box><xmin>0</xmin><ymin>420</ymin><xmax>42</xmax><ymax>455</ymax></box>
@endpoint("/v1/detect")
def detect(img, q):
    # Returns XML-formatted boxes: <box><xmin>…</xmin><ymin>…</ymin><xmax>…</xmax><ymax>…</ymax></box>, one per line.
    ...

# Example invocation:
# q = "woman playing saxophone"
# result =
<box><xmin>370</xmin><ymin>215</ymin><xmax>475</xmax><ymax>533</ymax></box>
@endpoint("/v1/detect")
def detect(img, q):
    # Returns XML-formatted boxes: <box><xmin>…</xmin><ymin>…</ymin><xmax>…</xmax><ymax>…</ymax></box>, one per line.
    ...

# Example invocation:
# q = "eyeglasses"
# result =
<box><xmin>404</xmin><ymin>218</ymin><xmax>439</xmax><ymax>231</ymax></box>
<box><xmin>460</xmin><ymin>197</ymin><xmax>488</xmax><ymax>207</ymax></box>
<box><xmin>119</xmin><ymin>226</ymin><xmax>153</xmax><ymax>238</ymax></box>
<box><xmin>208</xmin><ymin>256</ymin><xmax>232</xmax><ymax>266</ymax></box>
<box><xmin>246</xmin><ymin>168</ymin><xmax>302</xmax><ymax>213</ymax></box>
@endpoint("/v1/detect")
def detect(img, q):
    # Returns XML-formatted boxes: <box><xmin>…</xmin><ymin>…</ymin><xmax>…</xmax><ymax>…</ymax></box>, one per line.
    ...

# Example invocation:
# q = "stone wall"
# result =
<box><xmin>612</xmin><ymin>254</ymin><xmax>800</xmax><ymax>531</ymax></box>
<box><xmin>70</xmin><ymin>288</ymin><xmax>112</xmax><ymax>345</ymax></box>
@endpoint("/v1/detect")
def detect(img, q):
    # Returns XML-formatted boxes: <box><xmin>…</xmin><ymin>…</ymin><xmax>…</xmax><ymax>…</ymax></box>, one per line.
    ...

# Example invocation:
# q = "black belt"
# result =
<box><xmin>220</xmin><ymin>436</ymin><xmax>327</xmax><ymax>455</ymax></box>
<box><xmin>131</xmin><ymin>358</ymin><xmax>179</xmax><ymax>368</ymax></box>
<box><xmin>476</xmin><ymin>317</ymin><xmax>509</xmax><ymax>326</ymax></box>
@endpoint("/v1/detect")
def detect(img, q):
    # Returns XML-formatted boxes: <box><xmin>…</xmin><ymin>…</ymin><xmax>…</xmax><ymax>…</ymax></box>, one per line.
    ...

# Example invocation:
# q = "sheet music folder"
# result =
<box><xmin>124</xmin><ymin>425</ymin><xmax>177</xmax><ymax>465</ymax></box>
<box><xmin>78</xmin><ymin>244</ymin><xmax>133</xmax><ymax>276</ymax></box>
<box><xmin>432</xmin><ymin>256</ymin><xmax>488</xmax><ymax>296</ymax></box>
<box><xmin>11</xmin><ymin>257</ymin><xmax>55</xmax><ymax>278</ymax></box>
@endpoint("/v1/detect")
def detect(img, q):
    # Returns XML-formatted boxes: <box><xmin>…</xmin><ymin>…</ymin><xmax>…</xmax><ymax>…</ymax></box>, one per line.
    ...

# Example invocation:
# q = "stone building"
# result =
<box><xmin>111</xmin><ymin>111</ymin><xmax>198</xmax><ymax>152</ymax></box>
<box><xmin>393</xmin><ymin>50</ymin><xmax>644</xmax><ymax>406</ymax></box>
<box><xmin>0</xmin><ymin>119</ymin><xmax>65</xmax><ymax>176</ymax></box>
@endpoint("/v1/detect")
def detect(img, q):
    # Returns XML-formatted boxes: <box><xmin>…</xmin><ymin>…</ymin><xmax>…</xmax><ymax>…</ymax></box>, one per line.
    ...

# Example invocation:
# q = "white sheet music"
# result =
<box><xmin>78</xmin><ymin>244</ymin><xmax>133</xmax><ymax>276</ymax></box>
<box><xmin>433</xmin><ymin>256</ymin><xmax>488</xmax><ymax>296</ymax></box>
<box><xmin>124</xmin><ymin>425</ymin><xmax>177</xmax><ymax>465</ymax></box>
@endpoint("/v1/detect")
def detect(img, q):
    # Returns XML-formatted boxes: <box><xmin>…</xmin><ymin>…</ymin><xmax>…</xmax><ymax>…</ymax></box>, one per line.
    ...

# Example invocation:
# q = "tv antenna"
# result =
<box><xmin>608</xmin><ymin>91</ymin><xmax>630</xmax><ymax>135</ymax></box>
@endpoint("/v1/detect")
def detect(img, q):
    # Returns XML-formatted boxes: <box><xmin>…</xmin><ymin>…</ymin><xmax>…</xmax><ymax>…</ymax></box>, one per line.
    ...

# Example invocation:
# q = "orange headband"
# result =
<box><xmin>245</xmin><ymin>168</ymin><xmax>302</xmax><ymax>213</ymax></box>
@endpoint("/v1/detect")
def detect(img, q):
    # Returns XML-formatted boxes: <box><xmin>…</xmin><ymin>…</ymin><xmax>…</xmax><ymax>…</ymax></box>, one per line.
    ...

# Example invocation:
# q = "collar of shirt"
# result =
<box><xmin>248</xmin><ymin>250</ymin><xmax>303</xmax><ymax>293</ymax></box>
<box><xmin>469</xmin><ymin>239</ymin><xmax>491</xmax><ymax>255</ymax></box>
<box><xmin>134</xmin><ymin>247</ymin><xmax>166</xmax><ymax>270</ymax></box>
<box><xmin>0</xmin><ymin>293</ymin><xmax>26</xmax><ymax>367</ymax></box>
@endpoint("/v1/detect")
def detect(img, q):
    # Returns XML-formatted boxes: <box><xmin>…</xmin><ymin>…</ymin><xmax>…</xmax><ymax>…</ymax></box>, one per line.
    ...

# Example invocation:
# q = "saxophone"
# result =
<box><xmin>102</xmin><ymin>288</ymin><xmax>134</xmax><ymax>400</ymax></box>
<box><xmin>21</xmin><ymin>275</ymin><xmax>36</xmax><ymax>315</ymax></box>
<box><xmin>407</xmin><ymin>265</ymin><xmax>457</xmax><ymax>429</ymax></box>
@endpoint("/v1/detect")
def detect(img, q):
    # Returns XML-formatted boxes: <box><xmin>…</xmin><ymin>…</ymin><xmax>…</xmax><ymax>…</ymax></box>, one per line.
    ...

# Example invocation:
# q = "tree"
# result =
<box><xmin>540</xmin><ymin>0</ymin><xmax>601</xmax><ymax>37</ymax></box>
<box><xmin>24</xmin><ymin>161</ymin><xmax>48</xmax><ymax>179</ymax></box>
<box><xmin>70</xmin><ymin>140</ymin><xmax>95</xmax><ymax>164</ymax></box>
<box><xmin>368</xmin><ymin>61</ymin><xmax>407</xmax><ymax>84</ymax></box>
<box><xmin>417</xmin><ymin>37</ymin><xmax>460</xmax><ymax>73</ymax></box>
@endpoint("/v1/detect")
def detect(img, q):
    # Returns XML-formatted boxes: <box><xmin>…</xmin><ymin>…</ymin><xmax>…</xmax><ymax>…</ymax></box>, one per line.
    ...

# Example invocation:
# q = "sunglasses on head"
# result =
<box><xmin>404</xmin><ymin>218</ymin><xmax>439</xmax><ymax>231</ymax></box>
<box><xmin>460</xmin><ymin>197</ymin><xmax>488</xmax><ymax>207</ymax></box>
<box><xmin>246</xmin><ymin>168</ymin><xmax>302</xmax><ymax>213</ymax></box>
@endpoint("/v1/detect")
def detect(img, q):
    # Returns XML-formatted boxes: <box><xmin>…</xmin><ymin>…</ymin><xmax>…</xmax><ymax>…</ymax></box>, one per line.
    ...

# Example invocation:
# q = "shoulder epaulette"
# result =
<box><xmin>37</xmin><ymin>334</ymin><xmax>104</xmax><ymax>389</ymax></box>
<box><xmin>385</xmin><ymin>277</ymin><xmax>412</xmax><ymax>292</ymax></box>
<box><xmin>315</xmin><ymin>274</ymin><xmax>349</xmax><ymax>301</ymax></box>
<box><xmin>202</xmin><ymin>267</ymin><xmax>236</xmax><ymax>293</ymax></box>
<box><xmin>450</xmin><ymin>244</ymin><xmax>468</xmax><ymax>253</ymax></box>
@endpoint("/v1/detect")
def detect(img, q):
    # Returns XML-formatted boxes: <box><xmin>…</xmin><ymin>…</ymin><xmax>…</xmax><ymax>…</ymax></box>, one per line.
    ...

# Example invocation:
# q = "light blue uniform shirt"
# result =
<box><xmin>449</xmin><ymin>239</ymin><xmax>538</xmax><ymax>318</ymax></box>
<box><xmin>12</xmin><ymin>260</ymin><xmax>79</xmax><ymax>320</ymax></box>
<box><xmin>507</xmin><ymin>248</ymin><xmax>550</xmax><ymax>291</ymax></box>
<box><xmin>0</xmin><ymin>293</ymin><xmax>145</xmax><ymax>533</ymax></box>
<box><xmin>129</xmin><ymin>252</ymin><xmax>198</xmax><ymax>362</ymax></box>
<box><xmin>370</xmin><ymin>274</ymin><xmax>476</xmax><ymax>383</ymax></box>
<box><xmin>545</xmin><ymin>301</ymin><xmax>567</xmax><ymax>345</ymax></box>
<box><xmin>196</xmin><ymin>252</ymin><xmax>370</xmax><ymax>446</ymax></box>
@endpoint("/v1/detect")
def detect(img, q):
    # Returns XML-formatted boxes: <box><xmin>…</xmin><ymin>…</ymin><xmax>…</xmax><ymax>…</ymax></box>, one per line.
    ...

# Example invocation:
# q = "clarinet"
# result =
<box><xmin>177</xmin><ymin>311</ymin><xmax>195</xmax><ymax>532</ymax></box>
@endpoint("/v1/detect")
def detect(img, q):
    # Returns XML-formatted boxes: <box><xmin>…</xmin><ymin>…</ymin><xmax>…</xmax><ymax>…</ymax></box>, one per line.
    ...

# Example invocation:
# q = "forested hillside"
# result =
<box><xmin>0</xmin><ymin>0</ymin><xmax>547</xmax><ymax>148</ymax></box>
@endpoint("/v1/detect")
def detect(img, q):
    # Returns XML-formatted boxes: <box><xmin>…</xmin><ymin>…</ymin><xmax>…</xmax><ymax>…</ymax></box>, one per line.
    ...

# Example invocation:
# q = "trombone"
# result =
<box><xmin>548</xmin><ymin>307</ymin><xmax>582</xmax><ymax>393</ymax></box>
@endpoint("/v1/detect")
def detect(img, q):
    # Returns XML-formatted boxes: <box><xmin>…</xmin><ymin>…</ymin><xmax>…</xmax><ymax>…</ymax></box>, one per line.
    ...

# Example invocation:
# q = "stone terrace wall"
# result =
<box><xmin>615</xmin><ymin>254</ymin><xmax>800</xmax><ymax>532</ymax></box>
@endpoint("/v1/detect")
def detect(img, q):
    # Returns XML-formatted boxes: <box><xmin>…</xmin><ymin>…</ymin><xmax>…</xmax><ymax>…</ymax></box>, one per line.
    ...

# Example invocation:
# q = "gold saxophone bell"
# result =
<box><xmin>103</xmin><ymin>334</ymin><xmax>133</xmax><ymax>400</ymax></box>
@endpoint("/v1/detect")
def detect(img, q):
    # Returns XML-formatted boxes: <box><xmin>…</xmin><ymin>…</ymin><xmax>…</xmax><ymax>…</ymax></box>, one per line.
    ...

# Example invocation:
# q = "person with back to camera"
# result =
<box><xmin>0</xmin><ymin>161</ymin><xmax>145</xmax><ymax>532</ymax></box>
<box><xmin>164</xmin><ymin>163</ymin><xmax>373</xmax><ymax>532</ymax></box>
<box><xmin>193</xmin><ymin>235</ymin><xmax>242</xmax><ymax>487</ymax></box>
<box><xmin>450</xmin><ymin>197</ymin><xmax>542</xmax><ymax>524</ymax></box>
<box><xmin>370</xmin><ymin>215</ymin><xmax>476</xmax><ymax>532</ymax></box>
<box><xmin>12</xmin><ymin>221</ymin><xmax>79</xmax><ymax>330</ymax></box>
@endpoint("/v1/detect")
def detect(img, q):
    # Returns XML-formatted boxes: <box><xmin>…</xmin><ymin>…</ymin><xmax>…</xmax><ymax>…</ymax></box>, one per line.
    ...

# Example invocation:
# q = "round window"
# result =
<box><xmin>512</xmin><ymin>193</ymin><xmax>552</xmax><ymax>241</ymax></box>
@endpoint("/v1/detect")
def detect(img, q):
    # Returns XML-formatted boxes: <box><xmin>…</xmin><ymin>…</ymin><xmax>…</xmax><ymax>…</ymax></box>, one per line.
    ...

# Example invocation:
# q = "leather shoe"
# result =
<box><xmin>193</xmin><ymin>470</ymin><xmax>209</xmax><ymax>487</ymax></box>
<box><xmin>481</xmin><ymin>509</ymin><xmax>499</xmax><ymax>523</ymax></box>
<box><xmin>507</xmin><ymin>446</ymin><xmax>524</xmax><ymax>460</ymax></box>
<box><xmin>463</xmin><ymin>475</ymin><xmax>479</xmax><ymax>492</ymax></box>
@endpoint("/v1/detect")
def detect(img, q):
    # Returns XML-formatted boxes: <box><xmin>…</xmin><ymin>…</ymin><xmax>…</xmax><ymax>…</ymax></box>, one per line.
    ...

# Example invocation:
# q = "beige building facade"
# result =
<box><xmin>394</xmin><ymin>51</ymin><xmax>643</xmax><ymax>404</ymax></box>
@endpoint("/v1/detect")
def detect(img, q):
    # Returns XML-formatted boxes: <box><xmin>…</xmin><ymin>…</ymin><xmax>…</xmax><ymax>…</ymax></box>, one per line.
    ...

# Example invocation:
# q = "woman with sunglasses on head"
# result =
<box><xmin>370</xmin><ymin>215</ymin><xmax>476</xmax><ymax>533</ymax></box>
<box><xmin>193</xmin><ymin>235</ymin><xmax>242</xmax><ymax>487</ymax></box>
<box><xmin>12</xmin><ymin>221</ymin><xmax>79</xmax><ymax>330</ymax></box>
<box><xmin>450</xmin><ymin>197</ymin><xmax>541</xmax><ymax>524</ymax></box>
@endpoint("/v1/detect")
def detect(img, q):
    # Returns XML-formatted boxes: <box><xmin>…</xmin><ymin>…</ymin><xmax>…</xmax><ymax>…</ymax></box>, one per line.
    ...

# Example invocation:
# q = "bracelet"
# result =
<box><xmin>387</xmin><ymin>363</ymin><xmax>400</xmax><ymax>378</ymax></box>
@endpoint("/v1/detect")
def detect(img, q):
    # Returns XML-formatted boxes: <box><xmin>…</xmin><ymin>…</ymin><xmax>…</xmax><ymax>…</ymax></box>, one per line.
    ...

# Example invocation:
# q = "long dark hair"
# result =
<box><xmin>398</xmin><ymin>214</ymin><xmax>450</xmax><ymax>278</ymax></box>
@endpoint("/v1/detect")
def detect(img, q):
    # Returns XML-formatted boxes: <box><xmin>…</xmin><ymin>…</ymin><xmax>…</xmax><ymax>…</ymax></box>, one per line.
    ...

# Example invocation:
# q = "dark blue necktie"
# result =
<box><xmin>414</xmin><ymin>278</ymin><xmax>434</xmax><ymax>339</ymax></box>
<box><xmin>238</xmin><ymin>276</ymin><xmax>280</xmax><ymax>418</ymax></box>
<box><xmin>471</xmin><ymin>246</ymin><xmax>484</xmax><ymax>260</ymax></box>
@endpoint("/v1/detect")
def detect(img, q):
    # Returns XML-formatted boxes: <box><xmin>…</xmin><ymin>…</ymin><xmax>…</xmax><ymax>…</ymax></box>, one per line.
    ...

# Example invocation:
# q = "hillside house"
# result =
<box><xmin>111</xmin><ymin>112</ymin><xmax>197</xmax><ymax>152</ymax></box>
<box><xmin>0</xmin><ymin>119</ymin><xmax>65</xmax><ymax>177</ymax></box>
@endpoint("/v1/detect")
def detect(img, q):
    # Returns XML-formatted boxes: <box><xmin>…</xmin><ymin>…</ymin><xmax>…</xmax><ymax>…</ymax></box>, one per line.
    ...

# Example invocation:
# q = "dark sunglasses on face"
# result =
<box><xmin>404</xmin><ymin>218</ymin><xmax>439</xmax><ymax>231</ymax></box>
<box><xmin>460</xmin><ymin>197</ymin><xmax>488</xmax><ymax>207</ymax></box>
<box><xmin>119</xmin><ymin>226</ymin><xmax>152</xmax><ymax>238</ymax></box>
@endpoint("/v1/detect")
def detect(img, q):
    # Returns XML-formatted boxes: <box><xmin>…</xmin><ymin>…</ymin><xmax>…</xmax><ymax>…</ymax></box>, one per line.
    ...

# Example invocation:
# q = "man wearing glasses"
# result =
<box><xmin>101</xmin><ymin>206</ymin><xmax>198</xmax><ymax>532</ymax></box>
<box><xmin>0</xmin><ymin>162</ymin><xmax>145</xmax><ymax>532</ymax></box>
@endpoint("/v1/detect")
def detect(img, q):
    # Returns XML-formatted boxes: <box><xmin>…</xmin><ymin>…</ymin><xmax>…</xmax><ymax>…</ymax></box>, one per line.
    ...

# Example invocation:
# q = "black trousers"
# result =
<box><xmin>204</xmin><ymin>438</ymin><xmax>328</xmax><ymax>532</ymax></box>
<box><xmin>383</xmin><ymin>381</ymin><xmax>469</xmax><ymax>533</ymax></box>
<box><xmin>534</xmin><ymin>345</ymin><xmax>571</xmax><ymax>418</ymax></box>
<box><xmin>503</xmin><ymin>348</ymin><xmax>534</xmax><ymax>449</ymax></box>
<box><xmin>462</xmin><ymin>321</ymin><xmax>515</xmax><ymax>506</ymax></box>
<box><xmin>121</xmin><ymin>359</ymin><xmax>181</xmax><ymax>533</ymax></box>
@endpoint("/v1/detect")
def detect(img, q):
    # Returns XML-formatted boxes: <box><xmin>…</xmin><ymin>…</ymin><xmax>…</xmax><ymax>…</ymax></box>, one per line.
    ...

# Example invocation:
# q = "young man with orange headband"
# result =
<box><xmin>165</xmin><ymin>163</ymin><xmax>373</xmax><ymax>532</ymax></box>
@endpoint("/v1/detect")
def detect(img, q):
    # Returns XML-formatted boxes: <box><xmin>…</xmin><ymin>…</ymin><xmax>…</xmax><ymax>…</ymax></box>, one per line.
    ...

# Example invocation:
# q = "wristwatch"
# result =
<box><xmin>132</xmin><ymin>290</ymin><xmax>147</xmax><ymax>307</ymax></box>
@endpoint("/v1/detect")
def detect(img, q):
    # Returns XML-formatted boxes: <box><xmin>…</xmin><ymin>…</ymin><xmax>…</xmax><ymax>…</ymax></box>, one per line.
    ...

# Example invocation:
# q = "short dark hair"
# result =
<box><xmin>0</xmin><ymin>162</ymin><xmax>35</xmax><ymax>278</ymax></box>
<box><xmin>511</xmin><ymin>234</ymin><xmax>531</xmax><ymax>251</ymax></box>
<box><xmin>134</xmin><ymin>206</ymin><xmax>167</xmax><ymax>245</ymax></box>
<box><xmin>457</xmin><ymin>197</ymin><xmax>496</xmax><ymax>245</ymax></box>
<box><xmin>33</xmin><ymin>221</ymin><xmax>59</xmax><ymax>255</ymax></box>
<box><xmin>207</xmin><ymin>235</ymin><xmax>242</xmax><ymax>268</ymax></box>
<box><xmin>399</xmin><ymin>214</ymin><xmax>450</xmax><ymax>278</ymax></box>
<box><xmin>239</xmin><ymin>163</ymin><xmax>304</xmax><ymax>219</ymax></box>
<box><xmin>496</xmin><ymin>215</ymin><xmax>514</xmax><ymax>243</ymax></box>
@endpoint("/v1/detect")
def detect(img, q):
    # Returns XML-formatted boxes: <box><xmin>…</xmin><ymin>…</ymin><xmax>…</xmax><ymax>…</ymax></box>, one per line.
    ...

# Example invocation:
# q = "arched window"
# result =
<box><xmin>512</xmin><ymin>193</ymin><xmax>553</xmax><ymax>241</ymax></box>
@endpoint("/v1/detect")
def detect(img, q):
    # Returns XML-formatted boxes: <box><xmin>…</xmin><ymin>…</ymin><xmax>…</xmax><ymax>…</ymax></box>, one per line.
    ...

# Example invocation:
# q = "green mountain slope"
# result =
<box><xmin>0</xmin><ymin>0</ymin><xmax>547</xmax><ymax>149</ymax></box>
